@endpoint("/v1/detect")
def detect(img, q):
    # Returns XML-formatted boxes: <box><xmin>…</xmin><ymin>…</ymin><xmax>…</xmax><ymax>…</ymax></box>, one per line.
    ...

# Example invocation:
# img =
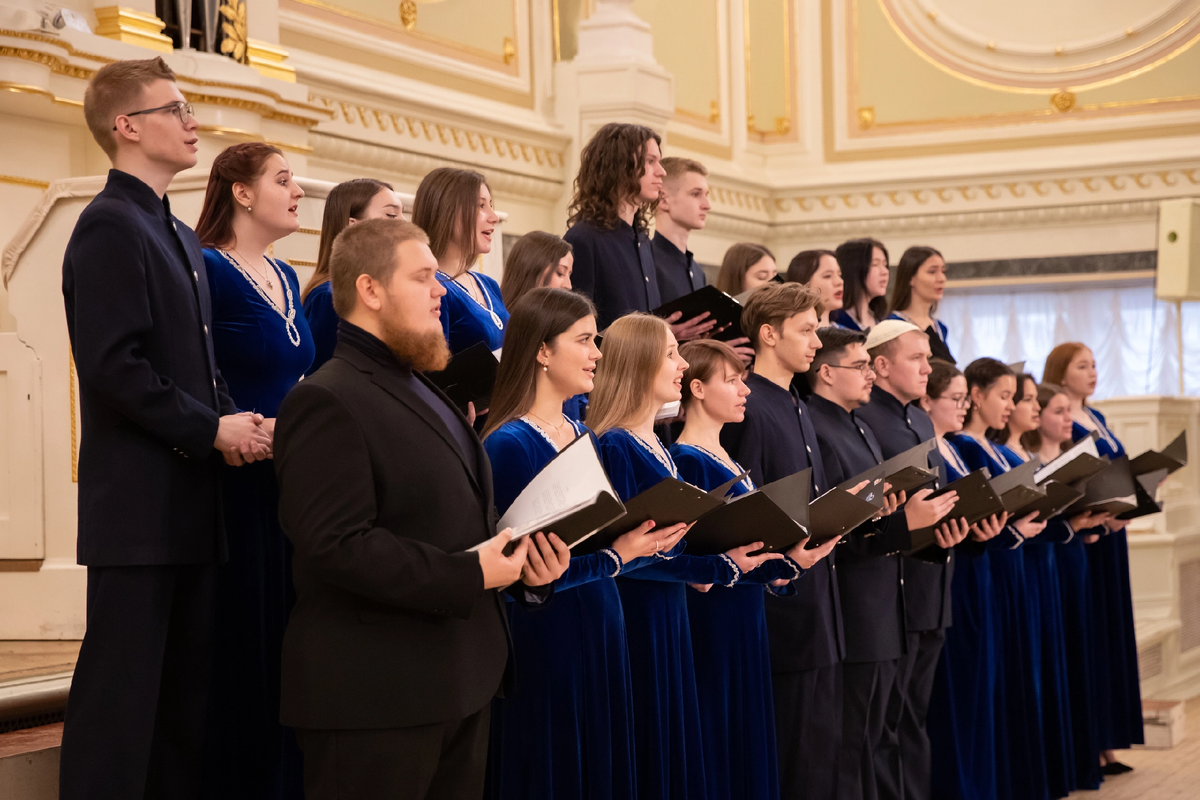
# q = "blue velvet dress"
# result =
<box><xmin>946</xmin><ymin>434</ymin><xmax>1048</xmax><ymax>800</ymax></box>
<box><xmin>670</xmin><ymin>444</ymin><xmax>804</xmax><ymax>800</ymax></box>
<box><xmin>438</xmin><ymin>270</ymin><xmax>509</xmax><ymax>354</ymax></box>
<box><xmin>483</xmin><ymin>417</ymin><xmax>640</xmax><ymax>800</ymax></box>
<box><xmin>1072</xmin><ymin>409</ymin><xmax>1143</xmax><ymax>752</ymax></box>
<box><xmin>301</xmin><ymin>280</ymin><xmax>337</xmax><ymax>374</ymax></box>
<box><xmin>599</xmin><ymin>429</ymin><xmax>741</xmax><ymax>800</ymax></box>
<box><xmin>996</xmin><ymin>444</ymin><xmax>1076</xmax><ymax>798</ymax></box>
<box><xmin>928</xmin><ymin>441</ymin><xmax>999</xmax><ymax>800</ymax></box>
<box><xmin>1054</xmin><ymin>519</ymin><xmax>1104</xmax><ymax>790</ymax></box>
<box><xmin>200</xmin><ymin>249</ymin><xmax>314</xmax><ymax>800</ymax></box>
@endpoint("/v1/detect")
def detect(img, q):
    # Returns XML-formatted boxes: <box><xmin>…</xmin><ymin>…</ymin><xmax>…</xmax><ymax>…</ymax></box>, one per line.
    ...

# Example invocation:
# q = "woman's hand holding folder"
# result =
<box><xmin>785</xmin><ymin>535</ymin><xmax>839</xmax><ymax>570</ymax></box>
<box><xmin>611</xmin><ymin>520</ymin><xmax>690</xmax><ymax>564</ymax></box>
<box><xmin>969</xmin><ymin>513</ymin><xmax>1008</xmax><ymax>543</ymax></box>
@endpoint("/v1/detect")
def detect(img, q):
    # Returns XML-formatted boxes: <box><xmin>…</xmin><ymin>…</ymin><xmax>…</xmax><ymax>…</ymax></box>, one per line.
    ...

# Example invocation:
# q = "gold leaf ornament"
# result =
<box><xmin>219</xmin><ymin>0</ymin><xmax>249</xmax><ymax>64</ymax></box>
<box><xmin>399</xmin><ymin>0</ymin><xmax>417</xmax><ymax>30</ymax></box>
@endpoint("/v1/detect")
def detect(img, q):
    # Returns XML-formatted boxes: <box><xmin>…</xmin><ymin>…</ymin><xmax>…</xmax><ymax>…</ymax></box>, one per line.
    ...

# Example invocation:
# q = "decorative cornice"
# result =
<box><xmin>309</xmin><ymin>133</ymin><xmax>563</xmax><ymax>201</ymax></box>
<box><xmin>311</xmin><ymin>94</ymin><xmax>565</xmax><ymax>170</ymax></box>
<box><xmin>92</xmin><ymin>7</ymin><xmax>172</xmax><ymax>54</ymax></box>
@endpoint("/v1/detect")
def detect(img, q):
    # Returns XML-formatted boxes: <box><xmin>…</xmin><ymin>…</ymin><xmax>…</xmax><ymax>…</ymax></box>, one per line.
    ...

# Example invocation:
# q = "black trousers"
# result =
<box><xmin>296</xmin><ymin>704</ymin><xmax>491</xmax><ymax>800</ymax></box>
<box><xmin>775</xmin><ymin>663</ymin><xmax>843</xmax><ymax>800</ymax></box>
<box><xmin>839</xmin><ymin>659</ymin><xmax>899</xmax><ymax>800</ymax></box>
<box><xmin>878</xmin><ymin>629</ymin><xmax>946</xmax><ymax>800</ymax></box>
<box><xmin>59</xmin><ymin>564</ymin><xmax>216</xmax><ymax>800</ymax></box>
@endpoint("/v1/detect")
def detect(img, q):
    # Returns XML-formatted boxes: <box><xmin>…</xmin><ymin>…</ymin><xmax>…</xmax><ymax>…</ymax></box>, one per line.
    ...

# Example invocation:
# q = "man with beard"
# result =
<box><xmin>273</xmin><ymin>218</ymin><xmax>568</xmax><ymax>799</ymax></box>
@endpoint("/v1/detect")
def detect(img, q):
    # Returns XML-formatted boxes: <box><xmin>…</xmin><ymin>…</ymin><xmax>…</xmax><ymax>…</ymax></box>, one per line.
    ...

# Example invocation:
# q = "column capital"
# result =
<box><xmin>92</xmin><ymin>6</ymin><xmax>173</xmax><ymax>54</ymax></box>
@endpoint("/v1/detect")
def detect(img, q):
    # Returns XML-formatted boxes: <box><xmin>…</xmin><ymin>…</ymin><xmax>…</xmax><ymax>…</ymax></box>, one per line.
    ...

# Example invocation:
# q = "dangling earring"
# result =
<box><xmin>245</xmin><ymin>205</ymin><xmax>252</xmax><ymax>213</ymax></box>
<box><xmin>541</xmin><ymin>362</ymin><xmax>548</xmax><ymax>372</ymax></box>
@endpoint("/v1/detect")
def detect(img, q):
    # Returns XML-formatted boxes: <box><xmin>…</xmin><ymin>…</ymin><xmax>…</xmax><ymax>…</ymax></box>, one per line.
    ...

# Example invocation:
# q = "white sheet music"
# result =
<box><xmin>497</xmin><ymin>435</ymin><xmax>615</xmax><ymax>540</ymax></box>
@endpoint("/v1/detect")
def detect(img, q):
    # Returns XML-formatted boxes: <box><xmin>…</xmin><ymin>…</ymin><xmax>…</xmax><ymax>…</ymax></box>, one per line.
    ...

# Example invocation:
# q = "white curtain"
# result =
<box><xmin>937</xmin><ymin>283</ymin><xmax>1200</xmax><ymax>400</ymax></box>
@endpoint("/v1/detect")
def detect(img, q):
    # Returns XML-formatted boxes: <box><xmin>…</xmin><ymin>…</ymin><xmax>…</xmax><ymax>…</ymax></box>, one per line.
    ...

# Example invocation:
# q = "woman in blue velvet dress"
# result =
<box><xmin>412</xmin><ymin>167</ymin><xmax>508</xmax><ymax>355</ymax></box>
<box><xmin>481</xmin><ymin>289</ymin><xmax>682</xmax><ymax>800</ymax></box>
<box><xmin>300</xmin><ymin>178</ymin><xmax>402</xmax><ymax>374</ymax></box>
<box><xmin>922</xmin><ymin>360</ymin><xmax>1006</xmax><ymax>800</ymax></box>
<box><xmin>947</xmin><ymin>358</ymin><xmax>1048</xmax><ymax>800</ymax></box>
<box><xmin>588</xmin><ymin>314</ymin><xmax>781</xmax><ymax>800</ymax></box>
<box><xmin>194</xmin><ymin>143</ymin><xmax>314</xmax><ymax>799</ymax></box>
<box><xmin>885</xmin><ymin>246</ymin><xmax>955</xmax><ymax>364</ymax></box>
<box><xmin>670</xmin><ymin>340</ymin><xmax>828</xmax><ymax>800</ymax></box>
<box><xmin>1043</xmin><ymin>342</ymin><xmax>1143</xmax><ymax>774</ymax></box>
<box><xmin>1028</xmin><ymin>382</ymin><xmax>1108</xmax><ymax>791</ymax></box>
<box><xmin>992</xmin><ymin>373</ymin><xmax>1075</xmax><ymax>798</ymax></box>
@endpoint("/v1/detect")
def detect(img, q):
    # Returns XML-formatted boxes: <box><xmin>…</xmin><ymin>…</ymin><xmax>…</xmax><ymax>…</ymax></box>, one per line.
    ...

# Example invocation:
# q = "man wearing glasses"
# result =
<box><xmin>805</xmin><ymin>325</ymin><xmax>967</xmax><ymax>800</ymax></box>
<box><xmin>60</xmin><ymin>57</ymin><xmax>271</xmax><ymax>799</ymax></box>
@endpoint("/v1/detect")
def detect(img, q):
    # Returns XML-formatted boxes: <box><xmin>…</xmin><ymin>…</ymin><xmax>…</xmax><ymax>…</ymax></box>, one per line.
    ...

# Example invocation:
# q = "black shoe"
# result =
<box><xmin>1102</xmin><ymin>761</ymin><xmax>1134</xmax><ymax>775</ymax></box>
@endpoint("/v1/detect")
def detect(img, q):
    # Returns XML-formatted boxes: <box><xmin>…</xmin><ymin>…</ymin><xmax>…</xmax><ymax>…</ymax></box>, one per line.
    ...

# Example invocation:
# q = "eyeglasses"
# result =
<box><xmin>938</xmin><ymin>395</ymin><xmax>970</xmax><ymax>410</ymax></box>
<box><xmin>826</xmin><ymin>361</ymin><xmax>875</xmax><ymax>377</ymax></box>
<box><xmin>113</xmin><ymin>101</ymin><xmax>194</xmax><ymax>130</ymax></box>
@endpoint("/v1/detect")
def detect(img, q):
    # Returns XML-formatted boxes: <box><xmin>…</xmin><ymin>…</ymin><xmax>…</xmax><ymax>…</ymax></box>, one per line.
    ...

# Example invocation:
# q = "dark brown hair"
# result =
<box><xmin>715</xmin><ymin>243</ymin><xmax>776</xmax><ymax>295</ymax></box>
<box><xmin>786</xmin><ymin>249</ymin><xmax>836</xmax><ymax>285</ymax></box>
<box><xmin>679</xmin><ymin>339</ymin><xmax>744</xmax><ymax>408</ymax></box>
<box><xmin>836</xmin><ymin>237</ymin><xmax>889</xmax><ymax>322</ymax></box>
<box><xmin>302</xmin><ymin>178</ymin><xmax>395</xmax><ymax>302</ymax></box>
<box><xmin>809</xmin><ymin>326</ymin><xmax>867</xmax><ymax>383</ymax></box>
<box><xmin>741</xmin><ymin>282</ymin><xmax>823</xmax><ymax>349</ymax></box>
<box><xmin>1022</xmin><ymin>382</ymin><xmax>1069</xmax><ymax>454</ymax></box>
<box><xmin>567</xmin><ymin>122</ymin><xmax>661</xmax><ymax>232</ymax></box>
<box><xmin>84</xmin><ymin>56</ymin><xmax>177</xmax><ymax>158</ymax></box>
<box><xmin>328</xmin><ymin>218</ymin><xmax>429</xmax><ymax>317</ymax></box>
<box><xmin>412</xmin><ymin>167</ymin><xmax>490</xmax><ymax>277</ymax></box>
<box><xmin>988</xmin><ymin>373</ymin><xmax>1036</xmax><ymax>444</ymax></box>
<box><xmin>926</xmin><ymin>358</ymin><xmax>963</xmax><ymax>400</ymax></box>
<box><xmin>962</xmin><ymin>358</ymin><xmax>1015</xmax><ymax>428</ymax></box>
<box><xmin>500</xmin><ymin>231</ymin><xmax>573</xmax><ymax>309</ymax></box>
<box><xmin>482</xmin><ymin>288</ymin><xmax>596</xmax><ymax>439</ymax></box>
<box><xmin>195</xmin><ymin>142</ymin><xmax>284</xmax><ymax>248</ymax></box>
<box><xmin>888</xmin><ymin>245</ymin><xmax>943</xmax><ymax>317</ymax></box>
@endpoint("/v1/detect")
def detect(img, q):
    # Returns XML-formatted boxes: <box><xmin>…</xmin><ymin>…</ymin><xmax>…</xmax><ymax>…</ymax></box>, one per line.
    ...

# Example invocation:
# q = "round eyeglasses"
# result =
<box><xmin>113</xmin><ymin>101</ymin><xmax>194</xmax><ymax>130</ymax></box>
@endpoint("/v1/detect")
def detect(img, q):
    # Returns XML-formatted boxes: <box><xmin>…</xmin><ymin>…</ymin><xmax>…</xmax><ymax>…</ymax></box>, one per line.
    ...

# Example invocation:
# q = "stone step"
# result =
<box><xmin>0</xmin><ymin>722</ymin><xmax>61</xmax><ymax>800</ymax></box>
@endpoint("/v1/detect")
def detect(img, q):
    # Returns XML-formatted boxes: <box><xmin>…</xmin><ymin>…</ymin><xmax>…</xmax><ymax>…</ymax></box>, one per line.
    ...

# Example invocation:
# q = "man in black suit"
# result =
<box><xmin>273</xmin><ymin>217</ymin><xmax>567</xmax><ymax>800</ymax></box>
<box><xmin>59</xmin><ymin>57</ymin><xmax>272</xmax><ymax>799</ymax></box>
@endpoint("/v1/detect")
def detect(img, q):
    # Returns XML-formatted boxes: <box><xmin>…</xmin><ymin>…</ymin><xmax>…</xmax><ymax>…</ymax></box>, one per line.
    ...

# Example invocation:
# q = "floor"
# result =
<box><xmin>0</xmin><ymin>642</ymin><xmax>80</xmax><ymax>685</ymax></box>
<box><xmin>1075</xmin><ymin>695</ymin><xmax>1200</xmax><ymax>799</ymax></box>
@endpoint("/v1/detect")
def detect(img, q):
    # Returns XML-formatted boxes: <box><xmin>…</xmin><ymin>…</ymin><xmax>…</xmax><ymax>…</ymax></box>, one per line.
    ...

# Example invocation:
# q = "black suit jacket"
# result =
<box><xmin>274</xmin><ymin>338</ymin><xmax>511</xmax><ymax>730</ymax></box>
<box><xmin>854</xmin><ymin>385</ymin><xmax>955</xmax><ymax>631</ymax></box>
<box><xmin>564</xmin><ymin>219</ymin><xmax>661</xmax><ymax>330</ymax></box>
<box><xmin>807</xmin><ymin>395</ymin><xmax>908</xmax><ymax>663</ymax></box>
<box><xmin>62</xmin><ymin>170</ymin><xmax>236</xmax><ymax>566</ymax></box>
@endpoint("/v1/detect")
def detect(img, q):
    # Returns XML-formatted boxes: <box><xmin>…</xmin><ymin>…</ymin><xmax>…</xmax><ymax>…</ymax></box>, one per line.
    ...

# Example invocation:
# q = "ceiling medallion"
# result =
<box><xmin>879</xmin><ymin>0</ymin><xmax>1200</xmax><ymax>91</ymax></box>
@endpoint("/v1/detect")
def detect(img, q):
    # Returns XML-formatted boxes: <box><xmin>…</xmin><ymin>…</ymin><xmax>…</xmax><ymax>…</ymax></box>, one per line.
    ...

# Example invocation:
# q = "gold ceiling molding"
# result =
<box><xmin>312</xmin><ymin>94</ymin><xmax>564</xmax><ymax>168</ymax></box>
<box><xmin>775</xmin><ymin>167</ymin><xmax>1200</xmax><ymax>214</ymax></box>
<box><xmin>0</xmin><ymin>174</ymin><xmax>50</xmax><ymax>190</ymax></box>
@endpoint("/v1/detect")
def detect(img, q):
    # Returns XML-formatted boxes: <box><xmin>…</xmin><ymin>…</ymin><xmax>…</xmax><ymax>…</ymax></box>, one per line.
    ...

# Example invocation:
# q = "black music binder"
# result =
<box><xmin>426</xmin><ymin>342</ymin><xmax>499</xmax><ymax>413</ymax></box>
<box><xmin>1064</xmin><ymin>455</ymin><xmax>1137</xmax><ymax>516</ymax></box>
<box><xmin>683</xmin><ymin>469</ymin><xmax>812</xmax><ymax>556</ymax></box>
<box><xmin>990</xmin><ymin>458</ymin><xmax>1046</xmax><ymax>513</ymax></box>
<box><xmin>1034</xmin><ymin>431</ymin><xmax>1108</xmax><ymax>487</ymax></box>
<box><xmin>653</xmin><ymin>285</ymin><xmax>745</xmax><ymax>342</ymax></box>
<box><xmin>1128</xmin><ymin>431</ymin><xmax>1187</xmax><ymax>477</ymax></box>
<box><xmin>908</xmin><ymin>470</ymin><xmax>1005</xmax><ymax>552</ymax></box>
<box><xmin>573</xmin><ymin>475</ymin><xmax>740</xmax><ymax>554</ymax></box>
<box><xmin>879</xmin><ymin>440</ymin><xmax>938</xmax><ymax>496</ymax></box>
<box><xmin>1015</xmin><ymin>480</ymin><xmax>1085</xmax><ymax>523</ymax></box>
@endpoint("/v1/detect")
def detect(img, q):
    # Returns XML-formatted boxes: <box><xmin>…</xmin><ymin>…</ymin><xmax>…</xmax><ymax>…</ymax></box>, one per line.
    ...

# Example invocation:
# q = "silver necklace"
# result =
<box><xmin>625</xmin><ymin>428</ymin><xmax>678</xmax><ymax>478</ymax></box>
<box><xmin>218</xmin><ymin>250</ymin><xmax>301</xmax><ymax>347</ymax></box>
<box><xmin>443</xmin><ymin>270</ymin><xmax>504</xmax><ymax>330</ymax></box>
<box><xmin>680</xmin><ymin>443</ymin><xmax>755</xmax><ymax>493</ymax></box>
<box><xmin>522</xmin><ymin>416</ymin><xmax>580</xmax><ymax>451</ymax></box>
<box><xmin>233</xmin><ymin>247</ymin><xmax>275</xmax><ymax>290</ymax></box>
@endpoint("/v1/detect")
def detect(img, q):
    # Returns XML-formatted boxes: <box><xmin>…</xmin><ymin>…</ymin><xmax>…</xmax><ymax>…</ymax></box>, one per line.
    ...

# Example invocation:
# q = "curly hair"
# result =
<box><xmin>567</xmin><ymin>122</ymin><xmax>661</xmax><ymax>232</ymax></box>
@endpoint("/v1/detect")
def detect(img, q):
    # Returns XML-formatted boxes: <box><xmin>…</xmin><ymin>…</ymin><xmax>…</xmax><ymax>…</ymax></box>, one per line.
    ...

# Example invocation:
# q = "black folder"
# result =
<box><xmin>1034</xmin><ymin>431</ymin><xmax>1108</xmax><ymax>487</ymax></box>
<box><xmin>879</xmin><ymin>440</ymin><xmax>939</xmax><ymax>496</ymax></box>
<box><xmin>573</xmin><ymin>475</ymin><xmax>739</xmax><ymax>554</ymax></box>
<box><xmin>1128</xmin><ymin>431</ymin><xmax>1187</xmax><ymax>476</ymax></box>
<box><xmin>1064</xmin><ymin>455</ymin><xmax>1137</xmax><ymax>516</ymax></box>
<box><xmin>1015</xmin><ymin>480</ymin><xmax>1085</xmax><ymax>523</ymax></box>
<box><xmin>683</xmin><ymin>470</ymin><xmax>812</xmax><ymax>556</ymax></box>
<box><xmin>807</xmin><ymin>487</ymin><xmax>882</xmax><ymax>544</ymax></box>
<box><xmin>425</xmin><ymin>342</ymin><xmax>499</xmax><ymax>414</ymax></box>
<box><xmin>653</xmin><ymin>285</ymin><xmax>745</xmax><ymax>342</ymax></box>
<box><xmin>1116</xmin><ymin>468</ymin><xmax>1171</xmax><ymax>521</ymax></box>
<box><xmin>836</xmin><ymin>465</ymin><xmax>887</xmax><ymax>509</ymax></box>
<box><xmin>908</xmin><ymin>470</ymin><xmax>1005</xmax><ymax>552</ymax></box>
<box><xmin>989</xmin><ymin>458</ymin><xmax>1046</xmax><ymax>513</ymax></box>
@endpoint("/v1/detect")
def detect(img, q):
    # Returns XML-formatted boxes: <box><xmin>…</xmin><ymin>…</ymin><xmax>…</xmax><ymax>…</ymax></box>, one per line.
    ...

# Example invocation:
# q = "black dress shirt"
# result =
<box><xmin>722</xmin><ymin>372</ymin><xmax>843</xmax><ymax>672</ymax></box>
<box><xmin>63</xmin><ymin>169</ymin><xmax>237</xmax><ymax>566</ymax></box>
<box><xmin>564</xmin><ymin>219</ymin><xmax>661</xmax><ymax>330</ymax></box>
<box><xmin>651</xmin><ymin>232</ymin><xmax>705</xmax><ymax>304</ymax></box>
<box><xmin>807</xmin><ymin>394</ymin><xmax>909</xmax><ymax>663</ymax></box>
<box><xmin>854</xmin><ymin>385</ymin><xmax>956</xmax><ymax>631</ymax></box>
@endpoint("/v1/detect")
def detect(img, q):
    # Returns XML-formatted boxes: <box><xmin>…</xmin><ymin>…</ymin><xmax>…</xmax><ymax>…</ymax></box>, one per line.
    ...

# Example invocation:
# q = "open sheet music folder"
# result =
<box><xmin>989</xmin><ymin>458</ymin><xmax>1046</xmax><ymax>513</ymax></box>
<box><xmin>683</xmin><ymin>469</ymin><xmax>812</xmax><ymax>556</ymax></box>
<box><xmin>653</xmin><ymin>285</ymin><xmax>745</xmax><ymax>342</ymax></box>
<box><xmin>1115</xmin><ymin>431</ymin><xmax>1187</xmax><ymax>520</ymax></box>
<box><xmin>1064</xmin><ymin>454</ymin><xmax>1137</xmax><ymax>516</ymax></box>
<box><xmin>1034</xmin><ymin>431</ymin><xmax>1108</xmax><ymax>487</ymax></box>
<box><xmin>879</xmin><ymin>440</ymin><xmax>938</xmax><ymax>496</ymax></box>
<box><xmin>472</xmin><ymin>434</ymin><xmax>625</xmax><ymax>553</ymax></box>
<box><xmin>908</xmin><ymin>470</ymin><xmax>1005</xmax><ymax>553</ymax></box>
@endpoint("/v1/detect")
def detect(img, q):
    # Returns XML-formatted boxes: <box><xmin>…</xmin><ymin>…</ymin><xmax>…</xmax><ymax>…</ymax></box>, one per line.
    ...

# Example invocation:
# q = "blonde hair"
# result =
<box><xmin>84</xmin><ymin>57</ymin><xmax>177</xmax><ymax>159</ymax></box>
<box><xmin>588</xmin><ymin>314</ymin><xmax>672</xmax><ymax>435</ymax></box>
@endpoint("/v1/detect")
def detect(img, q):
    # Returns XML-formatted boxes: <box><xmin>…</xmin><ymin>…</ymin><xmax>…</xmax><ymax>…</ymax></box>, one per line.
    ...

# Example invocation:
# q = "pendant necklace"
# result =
<box><xmin>218</xmin><ymin>249</ymin><xmax>301</xmax><ymax>347</ymax></box>
<box><xmin>627</xmin><ymin>429</ymin><xmax>678</xmax><ymax>479</ymax></box>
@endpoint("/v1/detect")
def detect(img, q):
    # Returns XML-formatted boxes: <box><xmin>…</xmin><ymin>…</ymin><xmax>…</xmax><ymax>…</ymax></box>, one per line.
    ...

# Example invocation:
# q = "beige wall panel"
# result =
<box><xmin>633</xmin><ymin>0</ymin><xmax>721</xmax><ymax>123</ymax></box>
